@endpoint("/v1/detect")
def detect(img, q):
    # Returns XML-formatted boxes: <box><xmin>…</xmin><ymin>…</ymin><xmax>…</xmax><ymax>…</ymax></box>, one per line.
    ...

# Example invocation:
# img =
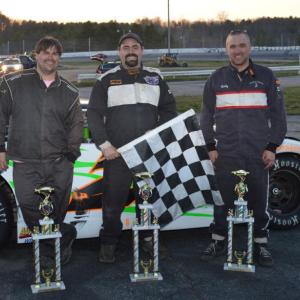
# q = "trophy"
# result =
<box><xmin>31</xmin><ymin>187</ymin><xmax>66</xmax><ymax>293</ymax></box>
<box><xmin>224</xmin><ymin>170</ymin><xmax>255</xmax><ymax>273</ymax></box>
<box><xmin>130</xmin><ymin>172</ymin><xmax>163</xmax><ymax>282</ymax></box>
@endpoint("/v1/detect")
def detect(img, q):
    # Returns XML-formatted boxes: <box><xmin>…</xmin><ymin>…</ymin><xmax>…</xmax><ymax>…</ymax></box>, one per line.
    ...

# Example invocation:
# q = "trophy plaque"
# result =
<box><xmin>224</xmin><ymin>170</ymin><xmax>255</xmax><ymax>273</ymax></box>
<box><xmin>31</xmin><ymin>187</ymin><xmax>66</xmax><ymax>293</ymax></box>
<box><xmin>130</xmin><ymin>172</ymin><xmax>163</xmax><ymax>282</ymax></box>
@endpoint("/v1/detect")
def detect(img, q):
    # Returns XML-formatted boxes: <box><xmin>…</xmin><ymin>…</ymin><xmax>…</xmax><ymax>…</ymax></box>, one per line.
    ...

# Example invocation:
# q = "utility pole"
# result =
<box><xmin>167</xmin><ymin>0</ymin><xmax>171</xmax><ymax>54</ymax></box>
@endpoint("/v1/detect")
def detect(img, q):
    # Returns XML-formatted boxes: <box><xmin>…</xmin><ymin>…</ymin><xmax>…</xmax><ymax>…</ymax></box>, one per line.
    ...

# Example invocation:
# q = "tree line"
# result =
<box><xmin>0</xmin><ymin>12</ymin><xmax>299</xmax><ymax>54</ymax></box>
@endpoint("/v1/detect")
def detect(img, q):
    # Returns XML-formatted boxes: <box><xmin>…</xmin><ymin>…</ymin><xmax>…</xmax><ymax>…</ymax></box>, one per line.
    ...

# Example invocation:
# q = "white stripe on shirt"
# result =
<box><xmin>216</xmin><ymin>90</ymin><xmax>267</xmax><ymax>109</ymax></box>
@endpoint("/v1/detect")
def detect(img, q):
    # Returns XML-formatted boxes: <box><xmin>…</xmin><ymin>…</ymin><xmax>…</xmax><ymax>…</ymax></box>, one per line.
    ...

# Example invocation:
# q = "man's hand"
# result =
<box><xmin>101</xmin><ymin>145</ymin><xmax>120</xmax><ymax>160</ymax></box>
<box><xmin>0</xmin><ymin>152</ymin><xmax>8</xmax><ymax>171</ymax></box>
<box><xmin>208</xmin><ymin>150</ymin><xmax>218</xmax><ymax>164</ymax></box>
<box><xmin>262</xmin><ymin>150</ymin><xmax>276</xmax><ymax>169</ymax></box>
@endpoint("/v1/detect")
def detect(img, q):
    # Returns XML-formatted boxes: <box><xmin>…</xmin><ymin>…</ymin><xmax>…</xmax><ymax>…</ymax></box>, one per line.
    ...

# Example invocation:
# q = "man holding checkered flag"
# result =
<box><xmin>87</xmin><ymin>32</ymin><xmax>177</xmax><ymax>263</ymax></box>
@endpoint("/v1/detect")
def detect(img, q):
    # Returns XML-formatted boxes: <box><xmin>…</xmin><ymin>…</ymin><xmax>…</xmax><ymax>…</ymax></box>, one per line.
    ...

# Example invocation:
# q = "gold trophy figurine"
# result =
<box><xmin>231</xmin><ymin>170</ymin><xmax>250</xmax><ymax>220</ymax></box>
<box><xmin>140</xmin><ymin>260</ymin><xmax>153</xmax><ymax>277</ymax></box>
<box><xmin>233</xmin><ymin>170</ymin><xmax>249</xmax><ymax>199</ymax></box>
<box><xmin>224</xmin><ymin>170</ymin><xmax>255</xmax><ymax>273</ymax></box>
<box><xmin>37</xmin><ymin>187</ymin><xmax>54</xmax><ymax>234</ymax></box>
<box><xmin>130</xmin><ymin>172</ymin><xmax>163</xmax><ymax>282</ymax></box>
<box><xmin>31</xmin><ymin>187</ymin><xmax>66</xmax><ymax>293</ymax></box>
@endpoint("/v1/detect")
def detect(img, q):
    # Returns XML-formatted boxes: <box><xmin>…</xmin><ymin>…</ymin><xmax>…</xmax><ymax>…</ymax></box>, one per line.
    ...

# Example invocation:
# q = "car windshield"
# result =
<box><xmin>3</xmin><ymin>59</ymin><xmax>21</xmax><ymax>65</ymax></box>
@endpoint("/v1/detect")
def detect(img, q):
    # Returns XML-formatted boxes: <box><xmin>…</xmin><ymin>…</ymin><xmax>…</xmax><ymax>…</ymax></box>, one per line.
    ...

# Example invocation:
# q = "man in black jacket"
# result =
<box><xmin>200</xmin><ymin>30</ymin><xmax>287</xmax><ymax>267</ymax></box>
<box><xmin>88</xmin><ymin>32</ymin><xmax>177</xmax><ymax>263</ymax></box>
<box><xmin>0</xmin><ymin>36</ymin><xmax>83</xmax><ymax>265</ymax></box>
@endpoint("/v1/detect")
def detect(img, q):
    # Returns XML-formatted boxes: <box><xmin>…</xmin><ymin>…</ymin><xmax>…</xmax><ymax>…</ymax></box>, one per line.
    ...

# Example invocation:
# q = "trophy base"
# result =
<box><xmin>31</xmin><ymin>281</ymin><xmax>66</xmax><ymax>293</ymax></box>
<box><xmin>224</xmin><ymin>263</ymin><xmax>255</xmax><ymax>273</ymax></box>
<box><xmin>32</xmin><ymin>232</ymin><xmax>62</xmax><ymax>240</ymax></box>
<box><xmin>132</xmin><ymin>224</ymin><xmax>160</xmax><ymax>231</ymax></box>
<box><xmin>130</xmin><ymin>272</ymin><xmax>163</xmax><ymax>282</ymax></box>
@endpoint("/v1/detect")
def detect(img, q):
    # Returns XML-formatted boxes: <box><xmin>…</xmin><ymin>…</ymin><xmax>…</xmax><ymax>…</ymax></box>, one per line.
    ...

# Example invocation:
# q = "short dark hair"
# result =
<box><xmin>226</xmin><ymin>29</ymin><xmax>251</xmax><ymax>46</ymax></box>
<box><xmin>227</xmin><ymin>29</ymin><xmax>250</xmax><ymax>40</ymax></box>
<box><xmin>34</xmin><ymin>36</ymin><xmax>63</xmax><ymax>56</ymax></box>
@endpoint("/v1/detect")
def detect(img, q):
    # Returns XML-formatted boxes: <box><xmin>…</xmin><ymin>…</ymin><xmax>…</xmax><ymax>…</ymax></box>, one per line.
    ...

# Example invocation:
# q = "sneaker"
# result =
<box><xmin>98</xmin><ymin>244</ymin><xmax>116</xmax><ymax>263</ymax></box>
<box><xmin>254</xmin><ymin>243</ymin><xmax>274</xmax><ymax>267</ymax></box>
<box><xmin>200</xmin><ymin>240</ymin><xmax>226</xmax><ymax>261</ymax></box>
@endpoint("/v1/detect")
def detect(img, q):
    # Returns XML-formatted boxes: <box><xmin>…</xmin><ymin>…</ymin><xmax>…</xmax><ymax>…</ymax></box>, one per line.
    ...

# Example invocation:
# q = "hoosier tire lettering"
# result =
<box><xmin>268</xmin><ymin>156</ymin><xmax>300</xmax><ymax>229</ymax></box>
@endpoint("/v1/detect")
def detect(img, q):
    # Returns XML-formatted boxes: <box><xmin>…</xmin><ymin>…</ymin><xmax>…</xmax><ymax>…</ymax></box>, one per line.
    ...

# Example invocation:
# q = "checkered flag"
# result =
<box><xmin>119</xmin><ymin>109</ymin><xmax>223</xmax><ymax>226</ymax></box>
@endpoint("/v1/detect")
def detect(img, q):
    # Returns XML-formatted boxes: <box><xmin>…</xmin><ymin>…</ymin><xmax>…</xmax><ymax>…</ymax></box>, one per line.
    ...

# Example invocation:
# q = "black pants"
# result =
<box><xmin>13</xmin><ymin>157</ymin><xmax>76</xmax><ymax>249</ymax></box>
<box><xmin>211</xmin><ymin>154</ymin><xmax>270</xmax><ymax>241</ymax></box>
<box><xmin>100</xmin><ymin>157</ymin><xmax>151</xmax><ymax>245</ymax></box>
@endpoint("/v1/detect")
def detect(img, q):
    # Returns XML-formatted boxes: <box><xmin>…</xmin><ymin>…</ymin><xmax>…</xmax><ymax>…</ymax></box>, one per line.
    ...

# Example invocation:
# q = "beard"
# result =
<box><xmin>37</xmin><ymin>61</ymin><xmax>58</xmax><ymax>76</ymax></box>
<box><xmin>125</xmin><ymin>54</ymin><xmax>139</xmax><ymax>67</ymax></box>
<box><xmin>230</xmin><ymin>55</ymin><xmax>249</xmax><ymax>67</ymax></box>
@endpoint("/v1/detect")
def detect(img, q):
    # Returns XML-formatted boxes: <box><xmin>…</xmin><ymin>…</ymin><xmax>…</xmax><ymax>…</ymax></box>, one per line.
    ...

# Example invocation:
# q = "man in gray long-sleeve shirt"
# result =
<box><xmin>200</xmin><ymin>30</ymin><xmax>286</xmax><ymax>267</ymax></box>
<box><xmin>0</xmin><ymin>36</ymin><xmax>83</xmax><ymax>266</ymax></box>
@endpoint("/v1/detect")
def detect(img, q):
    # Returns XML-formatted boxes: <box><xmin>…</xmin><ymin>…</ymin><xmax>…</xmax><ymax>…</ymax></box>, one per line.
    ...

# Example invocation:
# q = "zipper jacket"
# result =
<box><xmin>0</xmin><ymin>69</ymin><xmax>83</xmax><ymax>162</ymax></box>
<box><xmin>87</xmin><ymin>65</ymin><xmax>177</xmax><ymax>148</ymax></box>
<box><xmin>200</xmin><ymin>62</ymin><xmax>287</xmax><ymax>158</ymax></box>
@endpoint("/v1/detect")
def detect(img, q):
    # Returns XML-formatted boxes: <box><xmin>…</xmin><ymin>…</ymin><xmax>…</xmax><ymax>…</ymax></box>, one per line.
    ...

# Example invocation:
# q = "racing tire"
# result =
<box><xmin>268</xmin><ymin>156</ymin><xmax>300</xmax><ymax>229</ymax></box>
<box><xmin>0</xmin><ymin>187</ymin><xmax>13</xmax><ymax>248</ymax></box>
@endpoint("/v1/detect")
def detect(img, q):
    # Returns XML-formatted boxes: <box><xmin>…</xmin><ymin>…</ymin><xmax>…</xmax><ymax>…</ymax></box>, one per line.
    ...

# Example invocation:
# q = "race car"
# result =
<box><xmin>0</xmin><ymin>131</ymin><xmax>299</xmax><ymax>247</ymax></box>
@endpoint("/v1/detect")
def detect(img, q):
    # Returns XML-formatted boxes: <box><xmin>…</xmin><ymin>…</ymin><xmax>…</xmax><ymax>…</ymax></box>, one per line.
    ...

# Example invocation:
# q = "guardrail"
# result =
<box><xmin>77</xmin><ymin>65</ymin><xmax>300</xmax><ymax>82</ymax></box>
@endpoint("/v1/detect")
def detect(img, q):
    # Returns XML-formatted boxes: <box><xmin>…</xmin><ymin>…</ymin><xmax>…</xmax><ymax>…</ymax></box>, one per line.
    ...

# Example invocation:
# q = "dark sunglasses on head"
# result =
<box><xmin>229</xmin><ymin>29</ymin><xmax>248</xmax><ymax>34</ymax></box>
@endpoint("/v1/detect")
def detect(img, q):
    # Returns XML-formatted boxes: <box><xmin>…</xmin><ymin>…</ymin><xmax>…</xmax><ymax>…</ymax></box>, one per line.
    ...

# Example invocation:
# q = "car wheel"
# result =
<box><xmin>0</xmin><ymin>188</ymin><xmax>13</xmax><ymax>247</ymax></box>
<box><xmin>268</xmin><ymin>156</ymin><xmax>300</xmax><ymax>229</ymax></box>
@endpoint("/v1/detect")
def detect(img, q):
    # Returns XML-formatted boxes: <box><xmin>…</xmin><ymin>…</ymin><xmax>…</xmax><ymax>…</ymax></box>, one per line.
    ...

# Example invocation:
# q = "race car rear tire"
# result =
<box><xmin>0</xmin><ymin>188</ymin><xmax>13</xmax><ymax>248</ymax></box>
<box><xmin>268</xmin><ymin>156</ymin><xmax>300</xmax><ymax>229</ymax></box>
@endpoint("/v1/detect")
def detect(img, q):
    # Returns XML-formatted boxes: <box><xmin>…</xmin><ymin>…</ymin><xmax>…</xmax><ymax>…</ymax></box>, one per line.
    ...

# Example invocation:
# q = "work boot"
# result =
<box><xmin>200</xmin><ymin>240</ymin><xmax>226</xmax><ymax>261</ymax></box>
<box><xmin>98</xmin><ymin>244</ymin><xmax>116</xmax><ymax>263</ymax></box>
<box><xmin>60</xmin><ymin>223</ymin><xmax>77</xmax><ymax>266</ymax></box>
<box><xmin>254</xmin><ymin>243</ymin><xmax>274</xmax><ymax>267</ymax></box>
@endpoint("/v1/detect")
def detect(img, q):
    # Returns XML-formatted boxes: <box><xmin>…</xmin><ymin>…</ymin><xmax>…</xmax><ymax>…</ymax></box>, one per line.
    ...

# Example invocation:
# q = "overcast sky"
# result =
<box><xmin>1</xmin><ymin>0</ymin><xmax>299</xmax><ymax>23</ymax></box>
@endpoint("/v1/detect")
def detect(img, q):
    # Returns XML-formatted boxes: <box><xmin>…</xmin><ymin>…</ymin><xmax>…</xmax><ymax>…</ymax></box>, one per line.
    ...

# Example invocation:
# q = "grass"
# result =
<box><xmin>75</xmin><ymin>70</ymin><xmax>298</xmax><ymax>87</ymax></box>
<box><xmin>61</xmin><ymin>61</ymin><xmax>99</xmax><ymax>68</ymax></box>
<box><xmin>164</xmin><ymin>71</ymin><xmax>299</xmax><ymax>82</ymax></box>
<box><xmin>132</xmin><ymin>59</ymin><xmax>300</xmax><ymax>69</ymax></box>
<box><xmin>76</xmin><ymin>82</ymin><xmax>300</xmax><ymax>115</ymax></box>
<box><xmin>283</xmin><ymin>86</ymin><xmax>300</xmax><ymax>114</ymax></box>
<box><xmin>70</xmin><ymin>58</ymin><xmax>299</xmax><ymax>114</ymax></box>
<box><xmin>62</xmin><ymin>58</ymin><xmax>299</xmax><ymax>70</ymax></box>
<box><xmin>176</xmin><ymin>86</ymin><xmax>300</xmax><ymax>115</ymax></box>
<box><xmin>176</xmin><ymin>96</ymin><xmax>202</xmax><ymax>113</ymax></box>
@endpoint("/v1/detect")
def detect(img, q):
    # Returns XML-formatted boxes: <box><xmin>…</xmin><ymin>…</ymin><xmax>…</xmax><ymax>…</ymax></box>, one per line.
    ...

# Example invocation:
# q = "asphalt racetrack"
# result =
<box><xmin>0</xmin><ymin>225</ymin><xmax>300</xmax><ymax>299</ymax></box>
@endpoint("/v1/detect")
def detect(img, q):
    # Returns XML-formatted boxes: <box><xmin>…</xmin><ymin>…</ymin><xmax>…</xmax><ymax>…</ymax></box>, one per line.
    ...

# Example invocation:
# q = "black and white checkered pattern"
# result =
<box><xmin>119</xmin><ymin>109</ymin><xmax>223</xmax><ymax>226</ymax></box>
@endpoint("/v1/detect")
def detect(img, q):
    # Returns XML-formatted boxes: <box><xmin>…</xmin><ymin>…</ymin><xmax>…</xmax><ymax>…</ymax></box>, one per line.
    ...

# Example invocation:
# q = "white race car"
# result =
<box><xmin>0</xmin><ymin>130</ymin><xmax>299</xmax><ymax>247</ymax></box>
